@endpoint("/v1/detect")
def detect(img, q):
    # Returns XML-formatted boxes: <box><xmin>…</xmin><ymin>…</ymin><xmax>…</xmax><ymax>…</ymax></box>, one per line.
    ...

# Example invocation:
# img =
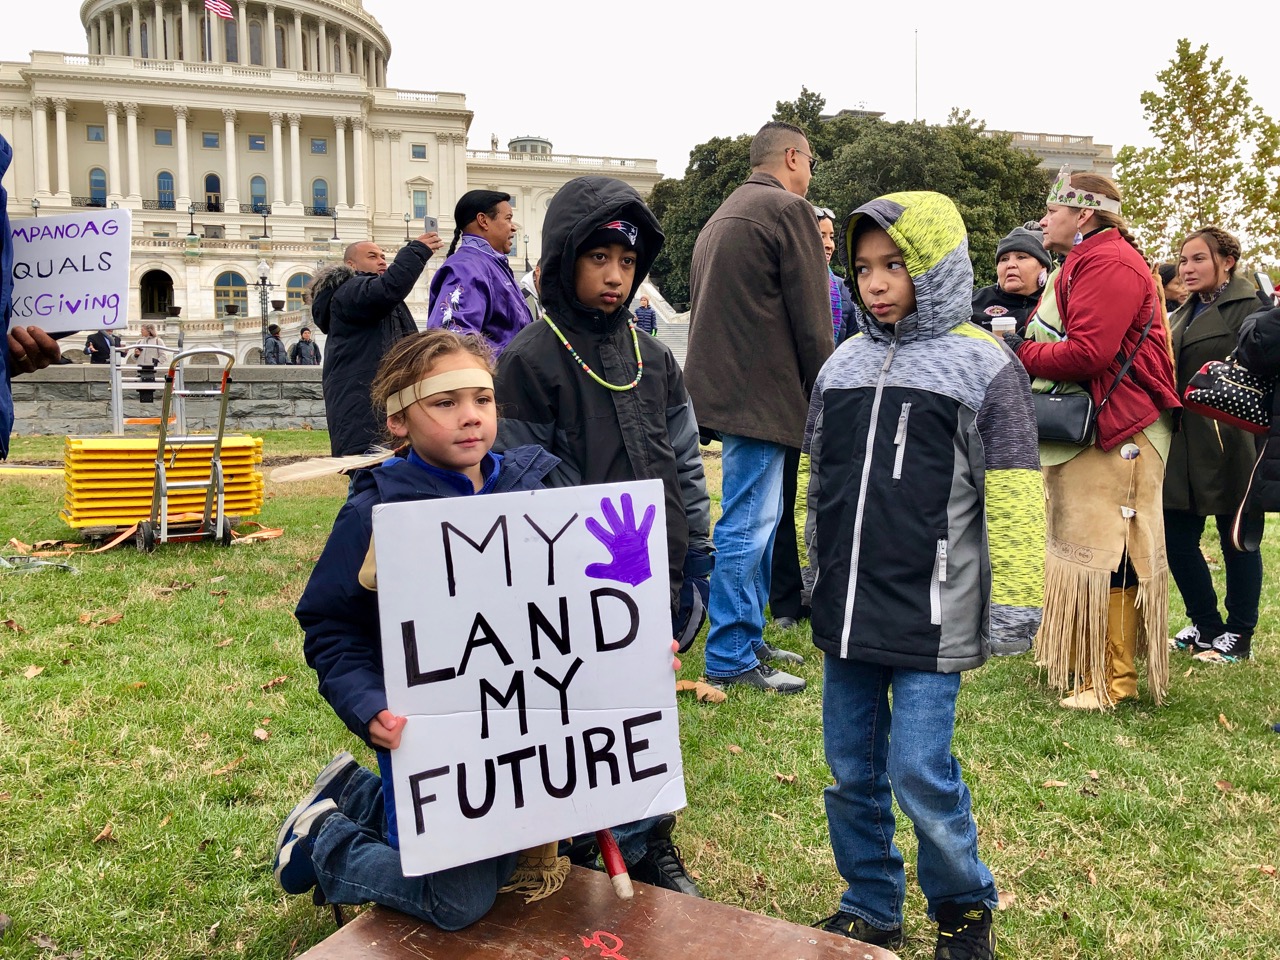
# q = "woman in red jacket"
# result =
<box><xmin>1004</xmin><ymin>168</ymin><xmax>1181</xmax><ymax>710</ymax></box>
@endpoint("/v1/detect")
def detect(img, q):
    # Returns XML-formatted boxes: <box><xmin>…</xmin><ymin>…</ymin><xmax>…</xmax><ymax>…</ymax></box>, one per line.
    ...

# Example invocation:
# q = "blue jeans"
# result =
<box><xmin>822</xmin><ymin>658</ymin><xmax>996</xmax><ymax>927</ymax></box>
<box><xmin>704</xmin><ymin>434</ymin><xmax>786</xmax><ymax>679</ymax></box>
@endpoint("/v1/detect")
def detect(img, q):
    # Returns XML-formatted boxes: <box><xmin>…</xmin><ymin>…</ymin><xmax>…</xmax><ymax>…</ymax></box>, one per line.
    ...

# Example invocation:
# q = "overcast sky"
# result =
<box><xmin>4</xmin><ymin>0</ymin><xmax>1278</xmax><ymax>179</ymax></box>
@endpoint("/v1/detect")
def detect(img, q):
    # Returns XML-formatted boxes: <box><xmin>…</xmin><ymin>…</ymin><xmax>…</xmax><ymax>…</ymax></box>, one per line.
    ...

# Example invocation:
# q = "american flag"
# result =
<box><xmin>204</xmin><ymin>0</ymin><xmax>234</xmax><ymax>20</ymax></box>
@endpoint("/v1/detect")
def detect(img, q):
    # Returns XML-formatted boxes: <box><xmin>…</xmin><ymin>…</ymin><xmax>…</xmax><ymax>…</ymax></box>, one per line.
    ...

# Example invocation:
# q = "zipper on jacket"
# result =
<box><xmin>892</xmin><ymin>402</ymin><xmax>912</xmax><ymax>483</ymax></box>
<box><xmin>930</xmin><ymin>539</ymin><xmax>948</xmax><ymax>626</ymax></box>
<box><xmin>840</xmin><ymin>343</ymin><xmax>897</xmax><ymax>656</ymax></box>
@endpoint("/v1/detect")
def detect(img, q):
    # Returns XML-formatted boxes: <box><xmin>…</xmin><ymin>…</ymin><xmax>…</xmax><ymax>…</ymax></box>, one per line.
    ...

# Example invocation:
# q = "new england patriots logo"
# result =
<box><xmin>603</xmin><ymin>220</ymin><xmax>639</xmax><ymax>247</ymax></box>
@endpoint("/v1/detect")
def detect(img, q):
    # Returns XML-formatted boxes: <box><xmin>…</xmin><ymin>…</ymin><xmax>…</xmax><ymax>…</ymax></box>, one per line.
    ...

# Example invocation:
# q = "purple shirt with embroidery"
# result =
<box><xmin>426</xmin><ymin>234</ymin><xmax>534</xmax><ymax>356</ymax></box>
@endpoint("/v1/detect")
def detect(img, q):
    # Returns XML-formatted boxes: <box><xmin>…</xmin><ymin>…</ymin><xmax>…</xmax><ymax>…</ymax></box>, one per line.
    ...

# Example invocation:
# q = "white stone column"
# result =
<box><xmin>351</xmin><ymin>117</ymin><xmax>366</xmax><ymax>209</ymax></box>
<box><xmin>14</xmin><ymin>108</ymin><xmax>34</xmax><ymax>198</ymax></box>
<box><xmin>214</xmin><ymin>8</ymin><xmax>226</xmax><ymax>62</ymax></box>
<box><xmin>52</xmin><ymin>98</ymin><xmax>70</xmax><ymax>197</ymax></box>
<box><xmin>333</xmin><ymin>116</ymin><xmax>348</xmax><ymax>209</ymax></box>
<box><xmin>0</xmin><ymin>108</ymin><xmax>14</xmax><ymax>194</ymax></box>
<box><xmin>174</xmin><ymin>104</ymin><xmax>190</xmax><ymax>204</ymax></box>
<box><xmin>292</xmin><ymin>10</ymin><xmax>303</xmax><ymax>70</ymax></box>
<box><xmin>181</xmin><ymin>0</ymin><xmax>192</xmax><ymax>60</ymax></box>
<box><xmin>222</xmin><ymin>107</ymin><xmax>239</xmax><ymax>210</ymax></box>
<box><xmin>152</xmin><ymin>0</ymin><xmax>163</xmax><ymax>57</ymax></box>
<box><xmin>376</xmin><ymin>54</ymin><xmax>385</xmax><ymax>87</ymax></box>
<box><xmin>371</xmin><ymin>127</ymin><xmax>386</xmax><ymax>214</ymax></box>
<box><xmin>355</xmin><ymin>36</ymin><xmax>364</xmax><ymax>82</ymax></box>
<box><xmin>338</xmin><ymin>28</ymin><xmax>347</xmax><ymax>72</ymax></box>
<box><xmin>125</xmin><ymin>101</ymin><xmax>142</xmax><ymax>201</ymax></box>
<box><xmin>105</xmin><ymin>100</ymin><xmax>122</xmax><ymax>200</ymax></box>
<box><xmin>90</xmin><ymin>20</ymin><xmax>100</xmax><ymax>55</ymax></box>
<box><xmin>130</xmin><ymin>2</ymin><xmax>141</xmax><ymax>55</ymax></box>
<box><xmin>388</xmin><ymin>129</ymin><xmax>402</xmax><ymax>215</ymax></box>
<box><xmin>31</xmin><ymin>97</ymin><xmax>50</xmax><ymax>196</ymax></box>
<box><xmin>434</xmin><ymin>132</ymin><xmax>449</xmax><ymax>219</ymax></box>
<box><xmin>270</xmin><ymin>111</ymin><xmax>285</xmax><ymax>206</ymax></box>
<box><xmin>236</xmin><ymin>1</ymin><xmax>247</xmax><ymax>64</ymax></box>
<box><xmin>287</xmin><ymin>112</ymin><xmax>302</xmax><ymax>206</ymax></box>
<box><xmin>112</xmin><ymin>6</ymin><xmax>124</xmax><ymax>55</ymax></box>
<box><xmin>265</xmin><ymin>3</ymin><xmax>276</xmax><ymax>67</ymax></box>
<box><xmin>317</xmin><ymin>19</ymin><xmax>328</xmax><ymax>72</ymax></box>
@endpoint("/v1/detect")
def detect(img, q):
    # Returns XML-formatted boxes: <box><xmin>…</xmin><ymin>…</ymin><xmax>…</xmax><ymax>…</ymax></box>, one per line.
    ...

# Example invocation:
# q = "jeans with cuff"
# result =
<box><xmin>1164</xmin><ymin>509</ymin><xmax>1263</xmax><ymax>639</ymax></box>
<box><xmin>822</xmin><ymin>657</ymin><xmax>997</xmax><ymax>928</ymax></box>
<box><xmin>704</xmin><ymin>434</ymin><xmax>786</xmax><ymax>679</ymax></box>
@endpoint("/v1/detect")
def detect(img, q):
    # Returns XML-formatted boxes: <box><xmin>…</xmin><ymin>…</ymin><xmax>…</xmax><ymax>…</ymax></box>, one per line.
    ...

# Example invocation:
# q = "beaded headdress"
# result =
<box><xmin>1046</xmin><ymin>164</ymin><xmax>1122</xmax><ymax>214</ymax></box>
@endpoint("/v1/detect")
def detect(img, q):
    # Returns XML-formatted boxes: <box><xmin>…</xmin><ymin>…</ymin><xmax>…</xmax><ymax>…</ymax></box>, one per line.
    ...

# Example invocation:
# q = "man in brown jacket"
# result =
<box><xmin>685</xmin><ymin>120</ymin><xmax>834</xmax><ymax>693</ymax></box>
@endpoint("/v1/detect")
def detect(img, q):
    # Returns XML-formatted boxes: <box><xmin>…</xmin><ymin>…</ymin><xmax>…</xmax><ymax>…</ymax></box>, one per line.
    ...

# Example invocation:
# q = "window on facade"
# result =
<box><xmin>154</xmin><ymin>128</ymin><xmax>173</xmax><ymax>146</ymax></box>
<box><xmin>411</xmin><ymin>143</ymin><xmax>426</xmax><ymax>160</ymax></box>
<box><xmin>224</xmin><ymin>20</ymin><xmax>238</xmax><ymax>62</ymax></box>
<box><xmin>275</xmin><ymin>26</ymin><xmax>286</xmax><ymax>67</ymax></box>
<box><xmin>250</xmin><ymin>176</ymin><xmax>268</xmax><ymax>213</ymax></box>
<box><xmin>86</xmin><ymin>125</ymin><xmax>105</xmax><ymax>143</ymax></box>
<box><xmin>248</xmin><ymin>134</ymin><xmax>266</xmax><ymax>151</ymax></box>
<box><xmin>311</xmin><ymin>179</ymin><xmax>329</xmax><ymax>214</ymax></box>
<box><xmin>199</xmin><ymin>17</ymin><xmax>208</xmax><ymax>59</ymax></box>
<box><xmin>89</xmin><ymin>168</ymin><xmax>107</xmax><ymax>207</ymax></box>
<box><xmin>140</xmin><ymin>21</ymin><xmax>149</xmax><ymax>58</ymax></box>
<box><xmin>203</xmin><ymin>131</ymin><xmax>220</xmax><ymax>149</ymax></box>
<box><xmin>332</xmin><ymin>42</ymin><xmax>340</xmax><ymax>71</ymax></box>
<box><xmin>157</xmin><ymin>171</ymin><xmax>175</xmax><ymax>210</ymax></box>
<box><xmin>412</xmin><ymin>190</ymin><xmax>427</xmax><ymax>219</ymax></box>
<box><xmin>125</xmin><ymin>26</ymin><xmax>133</xmax><ymax>56</ymax></box>
<box><xmin>215</xmin><ymin>271</ymin><xmax>249</xmax><ymax>315</ymax></box>
<box><xmin>310</xmin><ymin>138</ymin><xmax>327</xmax><ymax>155</ymax></box>
<box><xmin>286</xmin><ymin>272</ymin><xmax>313</xmax><ymax>310</ymax></box>
<box><xmin>205</xmin><ymin>173</ymin><xmax>222</xmax><ymax>212</ymax></box>
<box><xmin>249</xmin><ymin>21</ymin><xmax>263</xmax><ymax>65</ymax></box>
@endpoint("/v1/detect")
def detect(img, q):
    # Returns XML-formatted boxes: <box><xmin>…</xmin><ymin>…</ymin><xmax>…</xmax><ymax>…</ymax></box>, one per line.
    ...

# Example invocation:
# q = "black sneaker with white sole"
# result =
<box><xmin>1170</xmin><ymin>624</ymin><xmax>1213</xmax><ymax>653</ymax></box>
<box><xmin>816</xmin><ymin>910</ymin><xmax>904</xmax><ymax>948</ymax></box>
<box><xmin>707</xmin><ymin>663</ymin><xmax>806</xmax><ymax>694</ymax></box>
<box><xmin>626</xmin><ymin>815</ymin><xmax>702</xmax><ymax>898</ymax></box>
<box><xmin>1194</xmin><ymin>631</ymin><xmax>1252</xmax><ymax>663</ymax></box>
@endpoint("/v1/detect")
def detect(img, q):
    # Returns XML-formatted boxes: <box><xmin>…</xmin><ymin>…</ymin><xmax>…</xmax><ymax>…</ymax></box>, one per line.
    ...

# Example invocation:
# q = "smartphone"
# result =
<box><xmin>1256</xmin><ymin>272</ymin><xmax>1276</xmax><ymax>308</ymax></box>
<box><xmin>423</xmin><ymin>215</ymin><xmax>438</xmax><ymax>234</ymax></box>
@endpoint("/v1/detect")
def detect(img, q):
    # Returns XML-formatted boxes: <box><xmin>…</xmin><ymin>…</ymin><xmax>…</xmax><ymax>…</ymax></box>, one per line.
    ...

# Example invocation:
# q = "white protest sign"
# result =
<box><xmin>9</xmin><ymin>209</ymin><xmax>132</xmax><ymax>333</ymax></box>
<box><xmin>374</xmin><ymin>479</ymin><xmax>687</xmax><ymax>877</ymax></box>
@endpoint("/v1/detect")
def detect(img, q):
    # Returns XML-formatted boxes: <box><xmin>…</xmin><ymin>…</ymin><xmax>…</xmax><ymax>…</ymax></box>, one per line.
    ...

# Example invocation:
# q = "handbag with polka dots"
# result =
<box><xmin>1182</xmin><ymin>354</ymin><xmax>1274</xmax><ymax>436</ymax></box>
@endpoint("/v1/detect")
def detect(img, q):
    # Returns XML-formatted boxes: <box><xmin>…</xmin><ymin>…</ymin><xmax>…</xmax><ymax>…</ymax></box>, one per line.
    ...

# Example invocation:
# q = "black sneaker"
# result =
<box><xmin>560</xmin><ymin>835</ymin><xmax>601</xmax><ymax>869</ymax></box>
<box><xmin>707</xmin><ymin>663</ymin><xmax>806</xmax><ymax>694</ymax></box>
<box><xmin>626</xmin><ymin>815</ymin><xmax>702</xmax><ymax>898</ymax></box>
<box><xmin>274</xmin><ymin>798</ymin><xmax>338</xmax><ymax>895</ymax></box>
<box><xmin>1169</xmin><ymin>624</ymin><xmax>1201</xmax><ymax>652</ymax></box>
<box><xmin>935</xmin><ymin>901</ymin><xmax>995</xmax><ymax>960</ymax></box>
<box><xmin>758</xmin><ymin>641</ymin><xmax>806</xmax><ymax>666</ymax></box>
<box><xmin>1194</xmin><ymin>631</ymin><xmax>1252</xmax><ymax>663</ymax></box>
<box><xmin>816</xmin><ymin>911</ymin><xmax>904</xmax><ymax>948</ymax></box>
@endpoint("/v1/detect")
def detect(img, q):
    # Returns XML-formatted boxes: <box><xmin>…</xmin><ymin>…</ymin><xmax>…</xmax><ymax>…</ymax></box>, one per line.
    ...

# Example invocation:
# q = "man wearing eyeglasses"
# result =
<box><xmin>685</xmin><ymin>120</ymin><xmax>834</xmax><ymax>694</ymax></box>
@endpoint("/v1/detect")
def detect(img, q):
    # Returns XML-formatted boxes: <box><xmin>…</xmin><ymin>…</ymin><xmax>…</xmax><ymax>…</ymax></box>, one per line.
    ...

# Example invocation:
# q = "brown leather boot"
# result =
<box><xmin>1061</xmin><ymin>586</ymin><xmax>1139</xmax><ymax>709</ymax></box>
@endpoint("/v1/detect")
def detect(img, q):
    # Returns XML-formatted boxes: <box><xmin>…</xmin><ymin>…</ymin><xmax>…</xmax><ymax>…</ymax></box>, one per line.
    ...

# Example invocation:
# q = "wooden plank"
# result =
<box><xmin>297</xmin><ymin>866</ymin><xmax>898</xmax><ymax>960</ymax></box>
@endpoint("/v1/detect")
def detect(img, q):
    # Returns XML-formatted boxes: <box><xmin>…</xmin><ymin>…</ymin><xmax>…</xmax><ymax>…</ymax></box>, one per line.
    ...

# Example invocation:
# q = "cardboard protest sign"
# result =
<box><xmin>9</xmin><ymin>209</ymin><xmax>132</xmax><ymax>333</ymax></box>
<box><xmin>374</xmin><ymin>479</ymin><xmax>687</xmax><ymax>877</ymax></box>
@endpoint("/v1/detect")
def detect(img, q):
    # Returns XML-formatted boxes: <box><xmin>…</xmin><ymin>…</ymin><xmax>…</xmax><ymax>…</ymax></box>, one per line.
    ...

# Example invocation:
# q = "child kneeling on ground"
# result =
<box><xmin>805</xmin><ymin>193</ymin><xmax>1044</xmax><ymax>959</ymax></box>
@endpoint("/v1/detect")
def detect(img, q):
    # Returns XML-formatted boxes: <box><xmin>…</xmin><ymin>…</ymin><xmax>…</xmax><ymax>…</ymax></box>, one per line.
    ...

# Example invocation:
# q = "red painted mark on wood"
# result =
<box><xmin>580</xmin><ymin>930</ymin><xmax>628</xmax><ymax>960</ymax></box>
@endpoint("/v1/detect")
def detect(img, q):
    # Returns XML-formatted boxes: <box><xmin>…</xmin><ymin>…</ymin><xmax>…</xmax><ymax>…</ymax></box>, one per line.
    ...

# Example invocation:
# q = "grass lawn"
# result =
<box><xmin>1</xmin><ymin>432</ymin><xmax>1278</xmax><ymax>959</ymax></box>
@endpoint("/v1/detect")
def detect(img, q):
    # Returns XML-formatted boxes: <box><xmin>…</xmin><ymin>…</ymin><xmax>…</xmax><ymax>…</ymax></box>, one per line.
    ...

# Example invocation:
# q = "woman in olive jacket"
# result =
<box><xmin>1164</xmin><ymin>228</ymin><xmax>1261</xmax><ymax>662</ymax></box>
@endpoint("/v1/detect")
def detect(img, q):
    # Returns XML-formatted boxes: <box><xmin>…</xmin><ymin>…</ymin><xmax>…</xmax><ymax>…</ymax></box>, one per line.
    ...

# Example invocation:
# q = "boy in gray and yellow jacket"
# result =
<box><xmin>805</xmin><ymin>191</ymin><xmax>1043</xmax><ymax>960</ymax></box>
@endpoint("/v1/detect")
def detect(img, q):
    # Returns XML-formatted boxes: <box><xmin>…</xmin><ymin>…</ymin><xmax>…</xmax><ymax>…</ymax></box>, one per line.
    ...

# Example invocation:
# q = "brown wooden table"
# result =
<box><xmin>297</xmin><ymin>866</ymin><xmax>898</xmax><ymax>960</ymax></box>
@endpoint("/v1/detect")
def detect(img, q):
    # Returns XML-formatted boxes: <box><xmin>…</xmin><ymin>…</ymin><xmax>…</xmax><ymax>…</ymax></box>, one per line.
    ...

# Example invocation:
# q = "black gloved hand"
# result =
<box><xmin>1002</xmin><ymin>331</ymin><xmax>1026</xmax><ymax>354</ymax></box>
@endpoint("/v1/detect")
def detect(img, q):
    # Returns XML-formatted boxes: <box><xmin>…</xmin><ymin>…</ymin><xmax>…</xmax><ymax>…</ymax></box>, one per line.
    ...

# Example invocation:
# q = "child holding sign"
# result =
<box><xmin>279</xmin><ymin>330</ymin><xmax>562</xmax><ymax>927</ymax></box>
<box><xmin>493</xmin><ymin>176</ymin><xmax>708</xmax><ymax>897</ymax></box>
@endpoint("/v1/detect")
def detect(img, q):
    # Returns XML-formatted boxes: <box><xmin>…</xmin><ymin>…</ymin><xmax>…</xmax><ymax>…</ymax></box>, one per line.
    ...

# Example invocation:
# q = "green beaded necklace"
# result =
<box><xmin>542</xmin><ymin>313</ymin><xmax>644</xmax><ymax>392</ymax></box>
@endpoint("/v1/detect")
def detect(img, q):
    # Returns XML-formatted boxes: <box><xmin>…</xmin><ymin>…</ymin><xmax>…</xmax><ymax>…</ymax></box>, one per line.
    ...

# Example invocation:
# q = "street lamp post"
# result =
<box><xmin>523</xmin><ymin>233</ymin><xmax>531</xmax><ymax>273</ymax></box>
<box><xmin>403</xmin><ymin>212</ymin><xmax>411</xmax><ymax>241</ymax></box>
<box><xmin>255</xmin><ymin>258</ymin><xmax>275</xmax><ymax>358</ymax></box>
<box><xmin>187</xmin><ymin>203</ymin><xmax>196</xmax><ymax>238</ymax></box>
<box><xmin>31</xmin><ymin>198</ymin><xmax>40</xmax><ymax>218</ymax></box>
<box><xmin>331</xmin><ymin>211</ymin><xmax>339</xmax><ymax>241</ymax></box>
<box><xmin>260</xmin><ymin>204</ymin><xmax>271</xmax><ymax>239</ymax></box>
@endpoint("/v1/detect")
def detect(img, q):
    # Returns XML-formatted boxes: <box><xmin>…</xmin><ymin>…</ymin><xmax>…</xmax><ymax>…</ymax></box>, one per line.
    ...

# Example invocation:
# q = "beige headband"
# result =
<box><xmin>384</xmin><ymin>368</ymin><xmax>494</xmax><ymax>415</ymax></box>
<box><xmin>1046</xmin><ymin>163</ymin><xmax>1122</xmax><ymax>215</ymax></box>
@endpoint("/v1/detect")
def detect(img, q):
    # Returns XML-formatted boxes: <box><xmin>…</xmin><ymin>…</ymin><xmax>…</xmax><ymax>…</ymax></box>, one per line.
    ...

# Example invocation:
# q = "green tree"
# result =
<box><xmin>1117</xmin><ymin>39</ymin><xmax>1280</xmax><ymax>263</ymax></box>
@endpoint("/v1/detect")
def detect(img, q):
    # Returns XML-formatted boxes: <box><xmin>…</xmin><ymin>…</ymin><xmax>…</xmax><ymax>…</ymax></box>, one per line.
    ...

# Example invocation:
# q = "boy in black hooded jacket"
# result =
<box><xmin>494</xmin><ymin>176</ymin><xmax>709</xmax><ymax>897</ymax></box>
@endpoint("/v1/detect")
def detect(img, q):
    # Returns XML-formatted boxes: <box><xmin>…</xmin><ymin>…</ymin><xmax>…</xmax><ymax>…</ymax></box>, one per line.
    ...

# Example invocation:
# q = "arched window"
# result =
<box><xmin>140</xmin><ymin>21</ymin><xmax>149</xmax><ymax>58</ymax></box>
<box><xmin>274</xmin><ymin>25</ymin><xmax>286</xmax><ymax>67</ymax></box>
<box><xmin>224</xmin><ymin>19</ymin><xmax>238</xmax><ymax>62</ymax></box>
<box><xmin>157</xmin><ymin>171</ymin><xmax>175</xmax><ymax>210</ymax></box>
<box><xmin>89</xmin><ymin>168</ymin><xmax>107</xmax><ymax>206</ymax></box>
<box><xmin>332</xmin><ymin>41</ymin><xmax>340</xmax><ymax>71</ymax></box>
<box><xmin>311</xmin><ymin>178</ymin><xmax>329</xmax><ymax>215</ymax></box>
<box><xmin>125</xmin><ymin>26</ymin><xmax>133</xmax><ymax>57</ymax></box>
<box><xmin>250</xmin><ymin>176</ymin><xmax>267</xmax><ymax>213</ymax></box>
<box><xmin>199</xmin><ymin>17</ymin><xmax>208</xmax><ymax>60</ymax></box>
<box><xmin>205</xmin><ymin>173</ymin><xmax>222</xmax><ymax>212</ymax></box>
<box><xmin>287</xmin><ymin>272</ymin><xmax>313</xmax><ymax>311</ymax></box>
<box><xmin>249</xmin><ymin>20</ymin><xmax>263</xmax><ymax>65</ymax></box>
<box><xmin>214</xmin><ymin>271</ymin><xmax>249</xmax><ymax>315</ymax></box>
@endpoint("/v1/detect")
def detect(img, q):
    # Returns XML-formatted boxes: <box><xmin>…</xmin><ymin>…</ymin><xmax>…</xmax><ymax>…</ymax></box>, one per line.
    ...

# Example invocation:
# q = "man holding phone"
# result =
<box><xmin>426</xmin><ymin>190</ymin><xmax>532</xmax><ymax>357</ymax></box>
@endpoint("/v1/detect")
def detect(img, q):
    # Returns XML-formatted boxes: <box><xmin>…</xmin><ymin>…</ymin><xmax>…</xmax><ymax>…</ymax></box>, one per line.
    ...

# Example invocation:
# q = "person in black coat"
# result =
<box><xmin>310</xmin><ymin>234</ymin><xmax>442</xmax><ymax>455</ymax></box>
<box><xmin>970</xmin><ymin>224</ymin><xmax>1052</xmax><ymax>332</ymax></box>
<box><xmin>1236</xmin><ymin>304</ymin><xmax>1280</xmax><ymax>511</ymax></box>
<box><xmin>84</xmin><ymin>330</ymin><xmax>113</xmax><ymax>364</ymax></box>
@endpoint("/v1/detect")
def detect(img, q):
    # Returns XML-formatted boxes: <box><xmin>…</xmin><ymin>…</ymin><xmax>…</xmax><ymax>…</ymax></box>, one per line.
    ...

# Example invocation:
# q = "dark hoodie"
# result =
<box><xmin>310</xmin><ymin>241</ymin><xmax>432</xmax><ymax>455</ymax></box>
<box><xmin>1</xmin><ymin>134</ymin><xmax>12</xmax><ymax>458</ymax></box>
<box><xmin>494</xmin><ymin>177</ymin><xmax>711</xmax><ymax>608</ymax></box>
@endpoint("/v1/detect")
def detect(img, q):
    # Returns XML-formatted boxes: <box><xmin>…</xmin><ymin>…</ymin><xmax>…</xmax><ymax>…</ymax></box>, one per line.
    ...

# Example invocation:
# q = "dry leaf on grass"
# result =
<box><xmin>78</xmin><ymin>612</ymin><xmax>123</xmax><ymax>627</ymax></box>
<box><xmin>726</xmin><ymin>744</ymin><xmax>743</xmax><ymax>755</ymax></box>
<box><xmin>773</xmin><ymin>772</ymin><xmax>797</xmax><ymax>785</ymax></box>
<box><xmin>0</xmin><ymin>791</ymin><xmax>11</xmax><ymax>801</ymax></box>
<box><xmin>3</xmin><ymin>619</ymin><xmax>24</xmax><ymax>632</ymax></box>
<box><xmin>1087</xmin><ymin>770</ymin><xmax>1100</xmax><ymax>781</ymax></box>
<box><xmin>209</xmin><ymin>575</ymin><xmax>227</xmax><ymax>583</ymax></box>
<box><xmin>252</xmin><ymin>728</ymin><xmax>269</xmax><ymax>742</ymax></box>
<box><xmin>996</xmin><ymin>891</ymin><xmax>1016</xmax><ymax>910</ymax></box>
<box><xmin>23</xmin><ymin>665</ymin><xmax>44</xmax><ymax>679</ymax></box>
<box><xmin>209</xmin><ymin>590</ymin><xmax>229</xmax><ymax>597</ymax></box>
<box><xmin>1218</xmin><ymin>713</ymin><xmax>1234</xmax><ymax>732</ymax></box>
<box><xmin>212</xmin><ymin>756</ymin><xmax>245</xmax><ymax>776</ymax></box>
<box><xmin>128</xmin><ymin>682</ymin><xmax>146</xmax><ymax>689</ymax></box>
<box><xmin>157</xmin><ymin>581</ymin><xmax>194</xmax><ymax>595</ymax></box>
<box><xmin>1042</xmin><ymin>780</ymin><xmax>1070</xmax><ymax>788</ymax></box>
<box><xmin>1087</xmin><ymin>867</ymin><xmax>1098</xmax><ymax>885</ymax></box>
<box><xmin>1184</xmin><ymin>666</ymin><xmax>1195</xmax><ymax>678</ymax></box>
<box><xmin>674</xmin><ymin>680</ymin><xmax>727</xmax><ymax>703</ymax></box>
<box><xmin>1258</xmin><ymin>864</ymin><xmax>1277</xmax><ymax>877</ymax></box>
<box><xmin>260</xmin><ymin>675</ymin><xmax>289</xmax><ymax>691</ymax></box>
<box><xmin>158</xmin><ymin>814</ymin><xmax>171</xmax><ymax>828</ymax></box>
<box><xmin>92</xmin><ymin>823</ymin><xmax>114</xmax><ymax>843</ymax></box>
<box><xmin>1215</xmin><ymin>780</ymin><xmax>1234</xmax><ymax>793</ymax></box>
<box><xmin>8</xmin><ymin>538</ymin><xmax>31</xmax><ymax>553</ymax></box>
<box><xmin>213</xmin><ymin>639</ymin><xmax>232</xmax><ymax>648</ymax></box>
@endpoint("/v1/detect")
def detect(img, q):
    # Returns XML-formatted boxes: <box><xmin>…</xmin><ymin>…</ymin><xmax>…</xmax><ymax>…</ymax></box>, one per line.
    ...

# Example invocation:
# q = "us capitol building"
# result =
<box><xmin>0</xmin><ymin>0</ymin><xmax>662</xmax><ymax>361</ymax></box>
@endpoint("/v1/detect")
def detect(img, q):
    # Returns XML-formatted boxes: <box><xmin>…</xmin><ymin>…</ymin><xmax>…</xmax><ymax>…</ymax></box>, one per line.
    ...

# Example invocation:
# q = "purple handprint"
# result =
<box><xmin>584</xmin><ymin>493</ymin><xmax>655</xmax><ymax>586</ymax></box>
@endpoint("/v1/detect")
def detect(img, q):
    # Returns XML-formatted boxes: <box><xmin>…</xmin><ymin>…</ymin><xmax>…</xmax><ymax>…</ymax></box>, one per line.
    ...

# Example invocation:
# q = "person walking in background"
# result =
<box><xmin>1004</xmin><ymin>168</ymin><xmax>1180</xmax><ymax>710</ymax></box>
<box><xmin>685</xmin><ymin>120</ymin><xmax>834</xmax><ymax>693</ymax></box>
<box><xmin>1158</xmin><ymin>263</ymin><xmax>1189</xmax><ymax>316</ymax></box>
<box><xmin>311</xmin><ymin>233</ymin><xmax>443</xmax><ymax>456</ymax></box>
<box><xmin>970</xmin><ymin>223</ymin><xmax>1052</xmax><ymax>333</ymax></box>
<box><xmin>1164</xmin><ymin>228</ymin><xmax>1262</xmax><ymax>664</ymax></box>
<box><xmin>426</xmin><ymin>190</ymin><xmax>531</xmax><ymax>357</ymax></box>
<box><xmin>633</xmin><ymin>295</ymin><xmax>658</xmax><ymax>335</ymax></box>
<box><xmin>263</xmin><ymin>324</ymin><xmax>288</xmax><ymax>365</ymax></box>
<box><xmin>289</xmin><ymin>327</ymin><xmax>322</xmax><ymax>366</ymax></box>
<box><xmin>130</xmin><ymin>323</ymin><xmax>166</xmax><ymax>403</ymax></box>
<box><xmin>84</xmin><ymin>329</ymin><xmax>112</xmax><ymax>364</ymax></box>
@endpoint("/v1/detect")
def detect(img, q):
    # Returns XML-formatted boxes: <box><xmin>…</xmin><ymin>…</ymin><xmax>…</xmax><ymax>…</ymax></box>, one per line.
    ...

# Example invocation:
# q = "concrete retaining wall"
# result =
<box><xmin>10</xmin><ymin>365</ymin><xmax>327</xmax><ymax>436</ymax></box>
